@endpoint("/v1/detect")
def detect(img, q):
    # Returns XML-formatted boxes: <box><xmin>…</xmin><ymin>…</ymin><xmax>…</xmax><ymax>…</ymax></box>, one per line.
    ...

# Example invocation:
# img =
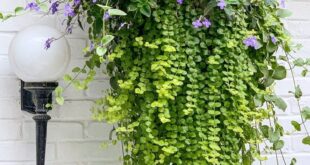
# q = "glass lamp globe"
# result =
<box><xmin>9</xmin><ymin>25</ymin><xmax>71</xmax><ymax>82</ymax></box>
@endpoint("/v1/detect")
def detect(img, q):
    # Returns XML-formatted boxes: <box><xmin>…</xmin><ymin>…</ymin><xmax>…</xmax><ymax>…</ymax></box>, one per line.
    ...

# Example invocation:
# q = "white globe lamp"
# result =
<box><xmin>8</xmin><ymin>25</ymin><xmax>71</xmax><ymax>165</ymax></box>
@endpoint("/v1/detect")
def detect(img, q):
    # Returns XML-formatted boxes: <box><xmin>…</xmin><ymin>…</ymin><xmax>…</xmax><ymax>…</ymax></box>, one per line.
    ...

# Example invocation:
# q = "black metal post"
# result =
<box><xmin>21</xmin><ymin>81</ymin><xmax>58</xmax><ymax>165</ymax></box>
<box><xmin>33</xmin><ymin>114</ymin><xmax>51</xmax><ymax>165</ymax></box>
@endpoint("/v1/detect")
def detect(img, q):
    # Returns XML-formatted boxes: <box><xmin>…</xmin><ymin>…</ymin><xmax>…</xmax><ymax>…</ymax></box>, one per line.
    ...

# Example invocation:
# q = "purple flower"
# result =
<box><xmin>74</xmin><ymin>0</ymin><xmax>81</xmax><ymax>6</ymax></box>
<box><xmin>217</xmin><ymin>0</ymin><xmax>226</xmax><ymax>10</ymax></box>
<box><xmin>45</xmin><ymin>38</ymin><xmax>54</xmax><ymax>50</ymax></box>
<box><xmin>243</xmin><ymin>36</ymin><xmax>260</xmax><ymax>49</ymax></box>
<box><xmin>93</xmin><ymin>0</ymin><xmax>97</xmax><ymax>3</ymax></box>
<box><xmin>271</xmin><ymin>36</ymin><xmax>277</xmax><ymax>44</ymax></box>
<box><xmin>49</xmin><ymin>2</ymin><xmax>59</xmax><ymax>14</ymax></box>
<box><xmin>192</xmin><ymin>19</ymin><xmax>202</xmax><ymax>28</ymax></box>
<box><xmin>25</xmin><ymin>2</ymin><xmax>40</xmax><ymax>11</ymax></box>
<box><xmin>89</xmin><ymin>42</ymin><xmax>95</xmax><ymax>51</ymax></box>
<box><xmin>66</xmin><ymin>26</ymin><xmax>73</xmax><ymax>34</ymax></box>
<box><xmin>103</xmin><ymin>12</ymin><xmax>111</xmax><ymax>20</ymax></box>
<box><xmin>177</xmin><ymin>0</ymin><xmax>184</xmax><ymax>5</ymax></box>
<box><xmin>280</xmin><ymin>0</ymin><xmax>285</xmax><ymax>8</ymax></box>
<box><xmin>64</xmin><ymin>4</ymin><xmax>75</xmax><ymax>17</ymax></box>
<box><xmin>202</xmin><ymin>19</ymin><xmax>211</xmax><ymax>28</ymax></box>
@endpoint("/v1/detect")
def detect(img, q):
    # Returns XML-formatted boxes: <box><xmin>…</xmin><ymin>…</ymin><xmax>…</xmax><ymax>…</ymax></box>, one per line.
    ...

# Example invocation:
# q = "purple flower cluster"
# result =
<box><xmin>64</xmin><ymin>3</ymin><xmax>75</xmax><ymax>17</ymax></box>
<box><xmin>103</xmin><ymin>12</ymin><xmax>111</xmax><ymax>20</ymax></box>
<box><xmin>217</xmin><ymin>0</ymin><xmax>226</xmax><ymax>10</ymax></box>
<box><xmin>45</xmin><ymin>38</ymin><xmax>54</xmax><ymax>50</ymax></box>
<box><xmin>50</xmin><ymin>1</ymin><xmax>59</xmax><ymax>14</ymax></box>
<box><xmin>177</xmin><ymin>0</ymin><xmax>184</xmax><ymax>5</ymax></box>
<box><xmin>74</xmin><ymin>0</ymin><xmax>81</xmax><ymax>6</ymax></box>
<box><xmin>25</xmin><ymin>2</ymin><xmax>40</xmax><ymax>11</ymax></box>
<box><xmin>192</xmin><ymin>18</ymin><xmax>211</xmax><ymax>29</ymax></box>
<box><xmin>280</xmin><ymin>0</ymin><xmax>285</xmax><ymax>8</ymax></box>
<box><xmin>271</xmin><ymin>36</ymin><xmax>277</xmax><ymax>44</ymax></box>
<box><xmin>243</xmin><ymin>36</ymin><xmax>260</xmax><ymax>49</ymax></box>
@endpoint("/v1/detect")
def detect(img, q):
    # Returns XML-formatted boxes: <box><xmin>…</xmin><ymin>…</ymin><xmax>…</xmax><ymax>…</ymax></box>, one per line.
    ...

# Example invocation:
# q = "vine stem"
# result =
<box><xmin>283</xmin><ymin>47</ymin><xmax>310</xmax><ymax>137</ymax></box>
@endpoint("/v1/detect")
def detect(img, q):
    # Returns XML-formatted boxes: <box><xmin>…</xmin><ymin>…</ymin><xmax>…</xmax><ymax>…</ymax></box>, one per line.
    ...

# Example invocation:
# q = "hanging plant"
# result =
<box><xmin>2</xmin><ymin>0</ymin><xmax>310</xmax><ymax>164</ymax></box>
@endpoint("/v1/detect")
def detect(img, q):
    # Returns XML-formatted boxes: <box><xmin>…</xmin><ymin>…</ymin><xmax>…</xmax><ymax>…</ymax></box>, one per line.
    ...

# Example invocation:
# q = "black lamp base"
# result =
<box><xmin>21</xmin><ymin>81</ymin><xmax>58</xmax><ymax>165</ymax></box>
<box><xmin>21</xmin><ymin>81</ymin><xmax>58</xmax><ymax>114</ymax></box>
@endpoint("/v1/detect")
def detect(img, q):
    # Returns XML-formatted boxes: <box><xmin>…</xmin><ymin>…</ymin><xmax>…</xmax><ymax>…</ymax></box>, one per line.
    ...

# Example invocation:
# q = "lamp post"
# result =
<box><xmin>9</xmin><ymin>25</ymin><xmax>71</xmax><ymax>165</ymax></box>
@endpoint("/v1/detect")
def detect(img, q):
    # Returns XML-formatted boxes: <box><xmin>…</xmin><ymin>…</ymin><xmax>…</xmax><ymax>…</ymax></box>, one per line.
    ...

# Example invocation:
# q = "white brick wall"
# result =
<box><xmin>0</xmin><ymin>1</ymin><xmax>310</xmax><ymax>165</ymax></box>
<box><xmin>0</xmin><ymin>1</ymin><xmax>122</xmax><ymax>165</ymax></box>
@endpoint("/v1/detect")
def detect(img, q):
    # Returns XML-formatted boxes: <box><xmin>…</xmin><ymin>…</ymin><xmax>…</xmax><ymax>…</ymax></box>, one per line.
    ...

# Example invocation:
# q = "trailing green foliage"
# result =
<box><xmin>89</xmin><ymin>0</ymin><xmax>308</xmax><ymax>164</ymax></box>
<box><xmin>2</xmin><ymin>0</ymin><xmax>310</xmax><ymax>164</ymax></box>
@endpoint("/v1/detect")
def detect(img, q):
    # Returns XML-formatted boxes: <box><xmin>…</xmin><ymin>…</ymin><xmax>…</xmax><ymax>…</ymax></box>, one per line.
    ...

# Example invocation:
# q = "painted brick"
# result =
<box><xmin>0</xmin><ymin>78</ymin><xmax>19</xmax><ymax>98</ymax></box>
<box><xmin>23</xmin><ymin>121</ymin><xmax>84</xmax><ymax>141</ymax></box>
<box><xmin>0</xmin><ymin>99</ymin><xmax>22</xmax><ymax>119</ymax></box>
<box><xmin>85</xmin><ymin>80</ymin><xmax>111</xmax><ymax>99</ymax></box>
<box><xmin>0</xmin><ymin>120</ymin><xmax>21</xmax><ymax>140</ymax></box>
<box><xmin>57</xmin><ymin>141</ymin><xmax>122</xmax><ymax>161</ymax></box>
<box><xmin>0</xmin><ymin>142</ymin><xmax>55</xmax><ymax>161</ymax></box>
<box><xmin>51</xmin><ymin>100</ymin><xmax>93</xmax><ymax>120</ymax></box>
<box><xmin>86</xmin><ymin>122</ymin><xmax>114</xmax><ymax>140</ymax></box>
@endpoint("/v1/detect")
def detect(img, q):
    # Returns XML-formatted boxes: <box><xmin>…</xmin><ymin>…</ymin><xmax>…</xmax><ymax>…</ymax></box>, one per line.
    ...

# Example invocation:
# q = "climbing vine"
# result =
<box><xmin>2</xmin><ymin>0</ymin><xmax>310</xmax><ymax>164</ymax></box>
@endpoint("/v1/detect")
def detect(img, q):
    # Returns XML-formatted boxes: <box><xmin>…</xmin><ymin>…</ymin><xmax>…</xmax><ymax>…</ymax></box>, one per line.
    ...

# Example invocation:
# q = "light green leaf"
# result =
<box><xmin>102</xmin><ymin>35</ymin><xmax>115</xmax><ymax>46</ymax></box>
<box><xmin>97</xmin><ymin>4</ymin><xmax>112</xmax><ymax>10</ymax></box>
<box><xmin>268</xmin><ymin>129</ymin><xmax>280</xmax><ymax>143</ymax></box>
<box><xmin>301</xmin><ymin>107</ymin><xmax>310</xmax><ymax>120</ymax></box>
<box><xmin>273</xmin><ymin>97</ymin><xmax>287</xmax><ymax>111</ymax></box>
<box><xmin>96</xmin><ymin>47</ymin><xmax>107</xmax><ymax>56</ymax></box>
<box><xmin>108</xmin><ymin>9</ymin><xmax>127</xmax><ymax>16</ymax></box>
<box><xmin>56</xmin><ymin>96</ymin><xmax>65</xmax><ymax>105</ymax></box>
<box><xmin>54</xmin><ymin>86</ymin><xmax>63</xmax><ymax>96</ymax></box>
<box><xmin>277</xmin><ymin>9</ymin><xmax>293</xmax><ymax>18</ymax></box>
<box><xmin>293</xmin><ymin>58</ymin><xmax>305</xmax><ymax>67</ymax></box>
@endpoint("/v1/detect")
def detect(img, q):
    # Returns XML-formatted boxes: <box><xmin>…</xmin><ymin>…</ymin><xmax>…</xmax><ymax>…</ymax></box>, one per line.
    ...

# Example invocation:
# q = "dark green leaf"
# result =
<box><xmin>128</xmin><ymin>4</ymin><xmax>137</xmax><ymax>11</ymax></box>
<box><xmin>268</xmin><ymin>128</ymin><xmax>280</xmax><ymax>143</ymax></box>
<box><xmin>302</xmin><ymin>136</ymin><xmax>310</xmax><ymax>145</ymax></box>
<box><xmin>302</xmin><ymin>69</ymin><xmax>308</xmax><ymax>77</ymax></box>
<box><xmin>272</xmin><ymin>65</ymin><xmax>287</xmax><ymax>80</ymax></box>
<box><xmin>139</xmin><ymin>5</ymin><xmax>151</xmax><ymax>17</ymax></box>
<box><xmin>273</xmin><ymin>140</ymin><xmax>284</xmax><ymax>150</ymax></box>
<box><xmin>14</xmin><ymin>7</ymin><xmax>24</xmax><ymax>14</ymax></box>
<box><xmin>260</xmin><ymin>125</ymin><xmax>269</xmax><ymax>138</ymax></box>
<box><xmin>295</xmin><ymin>85</ymin><xmax>302</xmax><ymax>99</ymax></box>
<box><xmin>72</xmin><ymin>67</ymin><xmax>81</xmax><ymax>73</ymax></box>
<box><xmin>291</xmin><ymin>121</ymin><xmax>301</xmax><ymax>131</ymax></box>
<box><xmin>290</xmin><ymin>158</ymin><xmax>297</xmax><ymax>165</ymax></box>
